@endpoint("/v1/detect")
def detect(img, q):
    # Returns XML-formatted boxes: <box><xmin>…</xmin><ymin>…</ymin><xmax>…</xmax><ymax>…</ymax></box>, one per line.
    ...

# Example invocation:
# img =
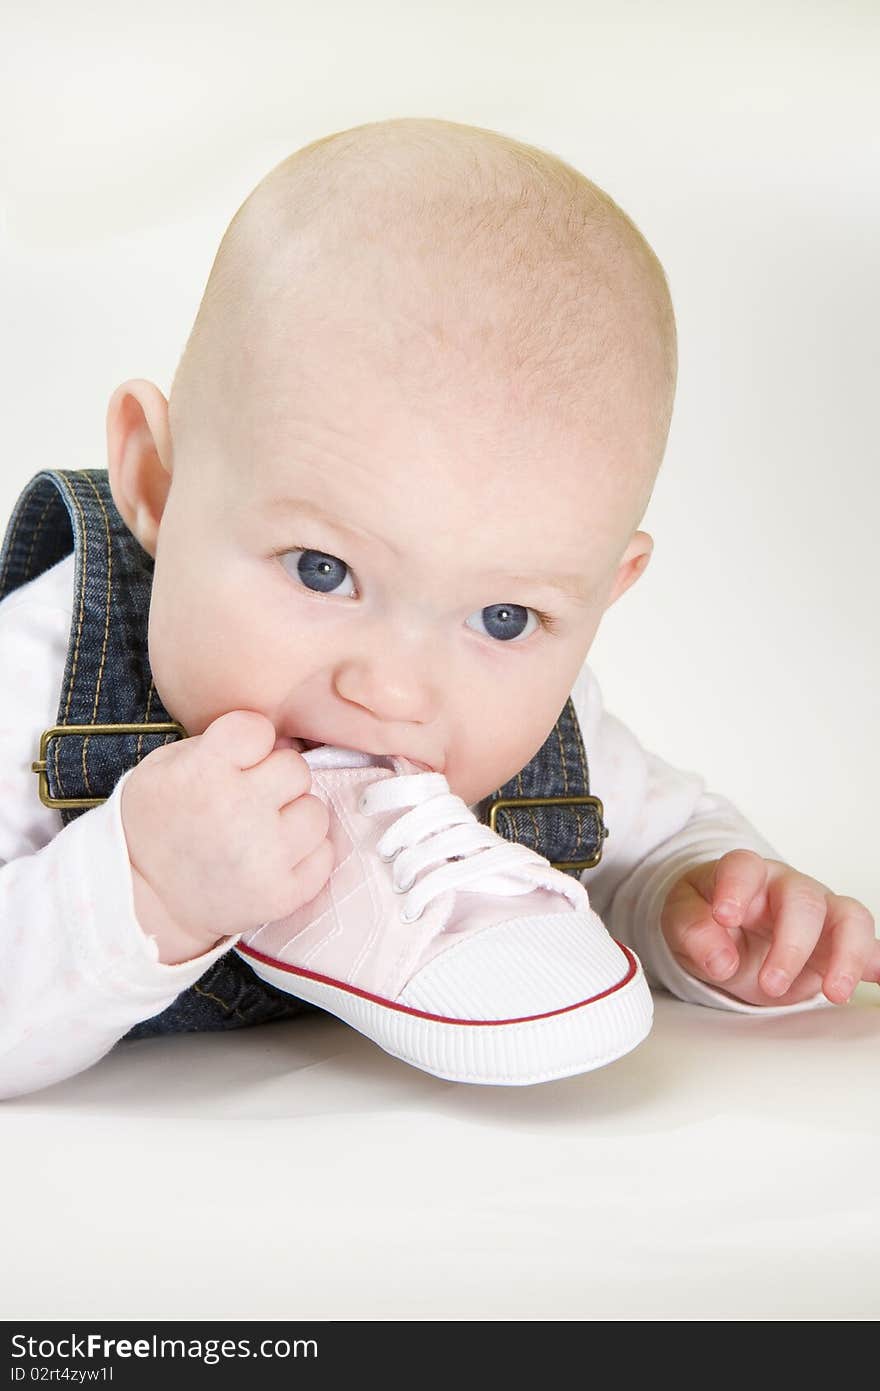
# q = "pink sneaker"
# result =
<box><xmin>234</xmin><ymin>746</ymin><xmax>653</xmax><ymax>1086</ymax></box>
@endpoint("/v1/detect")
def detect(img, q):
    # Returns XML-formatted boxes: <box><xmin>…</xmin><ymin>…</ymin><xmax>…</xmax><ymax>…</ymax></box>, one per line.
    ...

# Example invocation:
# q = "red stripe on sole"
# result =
<box><xmin>234</xmin><ymin>939</ymin><xmax>639</xmax><ymax>1027</ymax></box>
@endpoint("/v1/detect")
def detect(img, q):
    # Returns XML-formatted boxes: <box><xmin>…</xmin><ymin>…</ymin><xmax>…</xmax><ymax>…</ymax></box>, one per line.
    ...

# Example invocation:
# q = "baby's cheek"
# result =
<box><xmin>149</xmin><ymin>598</ymin><xmax>211</xmax><ymax>718</ymax></box>
<box><xmin>446</xmin><ymin>740</ymin><xmax>518</xmax><ymax>808</ymax></box>
<box><xmin>473</xmin><ymin>695</ymin><xmax>567</xmax><ymax>801</ymax></box>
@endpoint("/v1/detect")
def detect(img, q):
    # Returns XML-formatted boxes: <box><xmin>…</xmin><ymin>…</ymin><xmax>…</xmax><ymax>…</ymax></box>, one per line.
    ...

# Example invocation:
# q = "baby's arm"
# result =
<box><xmin>0</xmin><ymin>594</ymin><xmax>244</xmax><ymax>1101</ymax></box>
<box><xmin>571</xmin><ymin>663</ymin><xmax>833</xmax><ymax>1014</ymax></box>
<box><xmin>0</xmin><ymin>766</ymin><xmax>243</xmax><ymax>1100</ymax></box>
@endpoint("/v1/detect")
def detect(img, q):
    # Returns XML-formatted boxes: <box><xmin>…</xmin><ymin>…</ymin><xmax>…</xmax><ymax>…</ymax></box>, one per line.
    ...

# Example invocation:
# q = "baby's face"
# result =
<box><xmin>132</xmin><ymin>335</ymin><xmax>652</xmax><ymax>809</ymax></box>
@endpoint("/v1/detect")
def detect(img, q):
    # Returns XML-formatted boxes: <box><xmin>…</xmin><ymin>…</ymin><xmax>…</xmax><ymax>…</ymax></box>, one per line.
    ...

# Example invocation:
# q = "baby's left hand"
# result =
<box><xmin>660</xmin><ymin>851</ymin><xmax>879</xmax><ymax>1006</ymax></box>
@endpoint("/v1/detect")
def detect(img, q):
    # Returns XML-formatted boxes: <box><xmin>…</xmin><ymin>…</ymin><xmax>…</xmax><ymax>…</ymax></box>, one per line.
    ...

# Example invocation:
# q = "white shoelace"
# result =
<box><xmin>358</xmin><ymin>772</ymin><xmax>560</xmax><ymax>923</ymax></box>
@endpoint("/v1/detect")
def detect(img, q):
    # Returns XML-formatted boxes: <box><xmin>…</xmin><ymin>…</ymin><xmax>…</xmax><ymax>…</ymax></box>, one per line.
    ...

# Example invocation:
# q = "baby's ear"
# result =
<box><xmin>106</xmin><ymin>379</ymin><xmax>173</xmax><ymax>557</ymax></box>
<box><xmin>604</xmin><ymin>531</ymin><xmax>653</xmax><ymax>609</ymax></box>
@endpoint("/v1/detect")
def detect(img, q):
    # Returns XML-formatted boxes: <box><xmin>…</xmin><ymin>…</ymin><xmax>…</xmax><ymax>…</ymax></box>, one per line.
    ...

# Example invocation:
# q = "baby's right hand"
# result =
<box><xmin>120</xmin><ymin>711</ymin><xmax>334</xmax><ymax>957</ymax></box>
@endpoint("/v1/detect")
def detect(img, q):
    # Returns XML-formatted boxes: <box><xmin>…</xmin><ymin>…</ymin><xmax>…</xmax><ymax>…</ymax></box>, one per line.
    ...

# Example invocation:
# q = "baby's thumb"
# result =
<box><xmin>199</xmin><ymin>710</ymin><xmax>278</xmax><ymax>769</ymax></box>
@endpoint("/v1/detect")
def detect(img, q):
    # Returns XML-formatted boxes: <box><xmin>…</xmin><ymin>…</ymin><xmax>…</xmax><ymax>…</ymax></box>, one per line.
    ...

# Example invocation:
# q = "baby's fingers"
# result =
<box><xmin>815</xmin><ymin>895</ymin><xmax>878</xmax><ymax>1003</ymax></box>
<box><xmin>661</xmin><ymin>875</ymin><xmax>742</xmax><ymax>983</ymax></box>
<box><xmin>757</xmin><ymin>872</ymin><xmax>829</xmax><ymax>997</ymax></box>
<box><xmin>867</xmin><ymin>936</ymin><xmax>880</xmax><ymax>984</ymax></box>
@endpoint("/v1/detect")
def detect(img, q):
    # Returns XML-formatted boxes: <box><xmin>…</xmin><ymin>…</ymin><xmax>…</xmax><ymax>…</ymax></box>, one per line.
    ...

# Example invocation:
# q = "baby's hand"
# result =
<box><xmin>660</xmin><ymin>851</ymin><xmax>879</xmax><ymax>1006</ymax></box>
<box><xmin>121</xmin><ymin>711</ymin><xmax>334</xmax><ymax>958</ymax></box>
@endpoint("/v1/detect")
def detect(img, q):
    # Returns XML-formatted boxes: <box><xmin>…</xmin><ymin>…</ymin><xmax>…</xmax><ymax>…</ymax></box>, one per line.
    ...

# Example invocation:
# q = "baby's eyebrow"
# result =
<box><xmin>264</xmin><ymin>493</ymin><xmax>391</xmax><ymax>546</ymax></box>
<box><xmin>477</xmin><ymin>567</ymin><xmax>592</xmax><ymax>603</ymax></box>
<box><xmin>263</xmin><ymin>493</ymin><xmax>592</xmax><ymax>603</ymax></box>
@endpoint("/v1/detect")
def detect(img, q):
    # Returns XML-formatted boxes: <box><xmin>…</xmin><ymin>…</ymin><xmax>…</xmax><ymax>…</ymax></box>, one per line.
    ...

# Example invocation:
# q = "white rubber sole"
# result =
<box><xmin>233</xmin><ymin>942</ymin><xmax>654</xmax><ymax>1086</ymax></box>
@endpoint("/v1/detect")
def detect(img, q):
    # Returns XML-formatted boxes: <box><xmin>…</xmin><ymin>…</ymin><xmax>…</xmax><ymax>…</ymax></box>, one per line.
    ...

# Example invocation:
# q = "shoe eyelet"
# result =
<box><xmin>400</xmin><ymin>905</ymin><xmax>422</xmax><ymax>924</ymax></box>
<box><xmin>358</xmin><ymin>795</ymin><xmax>372</xmax><ymax>816</ymax></box>
<box><xmin>393</xmin><ymin>876</ymin><xmax>415</xmax><ymax>894</ymax></box>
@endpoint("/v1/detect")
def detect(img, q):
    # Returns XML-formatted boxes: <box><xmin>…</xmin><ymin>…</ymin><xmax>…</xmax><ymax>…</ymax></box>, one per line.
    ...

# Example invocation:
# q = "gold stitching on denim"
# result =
<box><xmin>0</xmin><ymin>497</ymin><xmax>27</xmax><ymax>594</ymax></box>
<box><xmin>81</xmin><ymin>472</ymin><xmax>114</xmax><ymax>720</ymax></box>
<box><xmin>76</xmin><ymin>472</ymin><xmax>116</xmax><ymax>800</ymax></box>
<box><xmin>24</xmin><ymin>492</ymin><xmax>58</xmax><ymax>584</ymax></box>
<box><xmin>568</xmin><ymin>695</ymin><xmax>591</xmax><ymax>786</ymax></box>
<box><xmin>513</xmin><ymin>764</ymin><xmax>541</xmax><ymax>848</ymax></box>
<box><xmin>0</xmin><ymin>479</ymin><xmax>58</xmax><ymax>597</ymax></box>
<box><xmin>554</xmin><ymin>717</ymin><xmax>570</xmax><ymax>794</ymax></box>
<box><xmin>140</xmin><ymin>685</ymin><xmax>155</xmax><ymax>761</ymax></box>
<box><xmin>553</xmin><ymin>705</ymin><xmax>585</xmax><ymax>851</ymax></box>
<box><xmin>192</xmin><ymin>982</ymin><xmax>247</xmax><ymax>1020</ymax></box>
<box><xmin>568</xmin><ymin>695</ymin><xmax>595</xmax><ymax>849</ymax></box>
<box><xmin>56</xmin><ymin>476</ymin><xmax>90</xmax><ymax>798</ymax></box>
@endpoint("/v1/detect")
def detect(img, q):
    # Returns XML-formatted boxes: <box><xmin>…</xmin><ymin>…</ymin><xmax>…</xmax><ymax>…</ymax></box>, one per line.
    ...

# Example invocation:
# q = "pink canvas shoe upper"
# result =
<box><xmin>239</xmin><ymin>744</ymin><xmax>605</xmax><ymax>1004</ymax></box>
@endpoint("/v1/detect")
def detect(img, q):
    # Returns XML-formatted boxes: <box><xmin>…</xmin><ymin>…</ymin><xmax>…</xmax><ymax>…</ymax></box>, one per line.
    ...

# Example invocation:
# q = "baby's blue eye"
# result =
<box><xmin>465</xmin><ymin>603</ymin><xmax>538</xmax><ymax>643</ymax></box>
<box><xmin>279</xmin><ymin>548</ymin><xmax>542</xmax><ymax>642</ymax></box>
<box><xmin>281</xmin><ymin>548</ymin><xmax>356</xmax><ymax>596</ymax></box>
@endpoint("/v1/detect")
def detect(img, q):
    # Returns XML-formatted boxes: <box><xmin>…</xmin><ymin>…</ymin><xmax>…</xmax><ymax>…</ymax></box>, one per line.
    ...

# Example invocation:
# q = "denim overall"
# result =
<box><xmin>0</xmin><ymin>469</ymin><xmax>609</xmax><ymax>1040</ymax></box>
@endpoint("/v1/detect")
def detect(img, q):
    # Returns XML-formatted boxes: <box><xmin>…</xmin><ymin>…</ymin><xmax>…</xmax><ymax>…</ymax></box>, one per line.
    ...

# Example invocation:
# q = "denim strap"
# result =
<box><xmin>479</xmin><ymin>697</ymin><xmax>609</xmax><ymax>875</ymax></box>
<box><xmin>0</xmin><ymin>469</ymin><xmax>182</xmax><ymax>824</ymax></box>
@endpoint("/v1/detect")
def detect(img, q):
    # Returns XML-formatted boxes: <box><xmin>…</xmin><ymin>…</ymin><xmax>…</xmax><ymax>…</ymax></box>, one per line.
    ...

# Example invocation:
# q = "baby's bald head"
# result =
<box><xmin>167</xmin><ymin>117</ymin><xmax>677</xmax><ymax>563</ymax></box>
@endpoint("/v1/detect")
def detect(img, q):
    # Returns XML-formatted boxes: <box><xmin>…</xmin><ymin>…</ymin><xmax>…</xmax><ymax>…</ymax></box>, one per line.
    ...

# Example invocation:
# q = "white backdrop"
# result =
<box><xmin>1</xmin><ymin>0</ymin><xmax>878</xmax><ymax>1324</ymax></box>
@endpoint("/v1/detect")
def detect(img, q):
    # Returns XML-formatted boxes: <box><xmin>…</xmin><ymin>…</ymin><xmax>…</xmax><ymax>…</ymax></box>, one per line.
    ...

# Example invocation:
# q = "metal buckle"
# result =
<box><xmin>487</xmin><ymin>794</ymin><xmax>609</xmax><ymax>871</ymax></box>
<box><xmin>31</xmin><ymin>721</ymin><xmax>188</xmax><ymax>809</ymax></box>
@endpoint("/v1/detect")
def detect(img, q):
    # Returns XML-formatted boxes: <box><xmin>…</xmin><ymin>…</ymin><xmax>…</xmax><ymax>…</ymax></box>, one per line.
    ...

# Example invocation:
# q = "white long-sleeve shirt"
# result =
<box><xmin>0</xmin><ymin>552</ymin><xmax>831</xmax><ymax>1099</ymax></box>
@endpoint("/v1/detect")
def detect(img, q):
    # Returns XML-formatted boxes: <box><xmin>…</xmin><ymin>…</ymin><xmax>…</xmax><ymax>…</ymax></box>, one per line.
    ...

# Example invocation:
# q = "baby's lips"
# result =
<box><xmin>273</xmin><ymin>735</ymin><xmax>318</xmax><ymax>754</ymax></box>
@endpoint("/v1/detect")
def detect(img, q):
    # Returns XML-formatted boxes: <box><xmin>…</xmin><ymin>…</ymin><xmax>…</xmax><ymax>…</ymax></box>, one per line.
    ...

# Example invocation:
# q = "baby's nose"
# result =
<box><xmin>333</xmin><ymin>642</ymin><xmax>441</xmax><ymax>723</ymax></box>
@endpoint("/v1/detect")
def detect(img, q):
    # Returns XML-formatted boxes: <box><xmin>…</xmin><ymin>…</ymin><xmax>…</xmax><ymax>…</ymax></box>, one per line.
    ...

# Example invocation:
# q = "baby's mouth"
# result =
<box><xmin>272</xmin><ymin>735</ymin><xmax>324</xmax><ymax>753</ymax></box>
<box><xmin>274</xmin><ymin>735</ymin><xmax>437</xmax><ymax>774</ymax></box>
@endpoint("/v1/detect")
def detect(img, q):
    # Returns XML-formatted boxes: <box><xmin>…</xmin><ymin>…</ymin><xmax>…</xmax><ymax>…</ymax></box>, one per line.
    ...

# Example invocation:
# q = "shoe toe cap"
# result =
<box><xmin>396</xmin><ymin>910</ymin><xmax>635</xmax><ymax>1021</ymax></box>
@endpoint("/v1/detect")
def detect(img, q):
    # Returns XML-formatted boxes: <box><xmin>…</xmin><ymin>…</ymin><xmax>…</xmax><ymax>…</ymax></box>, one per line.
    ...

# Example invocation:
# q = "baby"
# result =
<box><xmin>0</xmin><ymin>117</ymin><xmax>876</xmax><ymax>1098</ymax></box>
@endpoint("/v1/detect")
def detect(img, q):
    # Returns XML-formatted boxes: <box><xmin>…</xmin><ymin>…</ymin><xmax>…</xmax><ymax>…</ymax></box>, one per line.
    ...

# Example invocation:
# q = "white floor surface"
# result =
<box><xmin>3</xmin><ymin>986</ymin><xmax>878</xmax><ymax>1321</ymax></box>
